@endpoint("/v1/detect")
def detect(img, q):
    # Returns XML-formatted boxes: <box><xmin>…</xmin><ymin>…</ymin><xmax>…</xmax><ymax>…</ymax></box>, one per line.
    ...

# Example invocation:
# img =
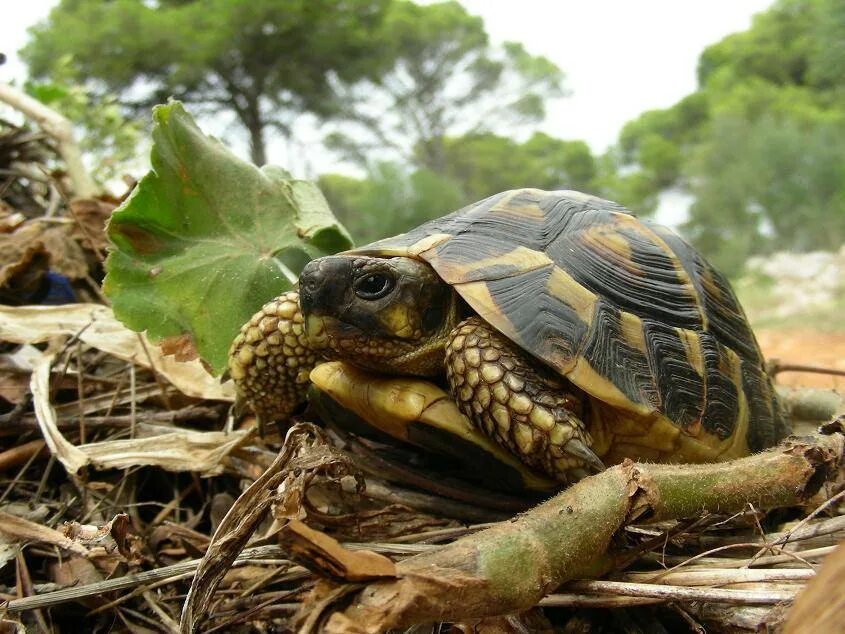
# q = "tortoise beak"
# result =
<box><xmin>299</xmin><ymin>256</ymin><xmax>353</xmax><ymax>318</ymax></box>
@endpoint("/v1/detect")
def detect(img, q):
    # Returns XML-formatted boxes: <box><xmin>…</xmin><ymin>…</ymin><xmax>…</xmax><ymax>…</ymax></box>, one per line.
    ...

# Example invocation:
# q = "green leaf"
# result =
<box><xmin>103</xmin><ymin>101</ymin><xmax>352</xmax><ymax>374</ymax></box>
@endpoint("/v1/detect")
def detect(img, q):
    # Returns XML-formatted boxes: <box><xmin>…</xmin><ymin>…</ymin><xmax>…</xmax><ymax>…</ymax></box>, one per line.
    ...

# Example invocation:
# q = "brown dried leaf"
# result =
<box><xmin>0</xmin><ymin>221</ymin><xmax>88</xmax><ymax>280</ymax></box>
<box><xmin>0</xmin><ymin>304</ymin><xmax>234</xmax><ymax>400</ymax></box>
<box><xmin>30</xmin><ymin>349</ymin><xmax>248</xmax><ymax>476</ymax></box>
<box><xmin>314</xmin><ymin>505</ymin><xmax>456</xmax><ymax>543</ymax></box>
<box><xmin>67</xmin><ymin>197</ymin><xmax>115</xmax><ymax>255</ymax></box>
<box><xmin>0</xmin><ymin>240</ymin><xmax>49</xmax><ymax>303</ymax></box>
<box><xmin>61</xmin><ymin>513</ymin><xmax>130</xmax><ymax>558</ymax></box>
<box><xmin>51</xmin><ymin>556</ymin><xmax>103</xmax><ymax>589</ymax></box>
<box><xmin>279</xmin><ymin>519</ymin><xmax>396</xmax><ymax>583</ymax></box>
<box><xmin>0</xmin><ymin>511</ymin><xmax>88</xmax><ymax>556</ymax></box>
<box><xmin>0</xmin><ymin>372</ymin><xmax>30</xmax><ymax>406</ymax></box>
<box><xmin>159</xmin><ymin>332</ymin><xmax>199</xmax><ymax>363</ymax></box>
<box><xmin>0</xmin><ymin>201</ymin><xmax>25</xmax><ymax>233</ymax></box>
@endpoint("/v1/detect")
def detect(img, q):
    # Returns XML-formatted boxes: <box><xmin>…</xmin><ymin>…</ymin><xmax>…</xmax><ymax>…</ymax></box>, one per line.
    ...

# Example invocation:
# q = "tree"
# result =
<box><xmin>23</xmin><ymin>0</ymin><xmax>390</xmax><ymax>165</ymax></box>
<box><xmin>324</xmin><ymin>0</ymin><xmax>566</xmax><ymax>173</ymax></box>
<box><xmin>320</xmin><ymin>129</ymin><xmax>665</xmax><ymax>246</ymax></box>
<box><xmin>436</xmin><ymin>132</ymin><xmax>594</xmax><ymax>200</ymax></box>
<box><xmin>608</xmin><ymin>0</ymin><xmax>845</xmax><ymax>273</ymax></box>
<box><xmin>319</xmin><ymin>162</ymin><xmax>464</xmax><ymax>244</ymax></box>
<box><xmin>685</xmin><ymin>115</ymin><xmax>845</xmax><ymax>274</ymax></box>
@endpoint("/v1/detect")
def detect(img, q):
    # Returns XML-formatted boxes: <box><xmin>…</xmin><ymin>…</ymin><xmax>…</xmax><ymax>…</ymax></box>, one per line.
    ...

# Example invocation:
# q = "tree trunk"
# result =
<box><xmin>247</xmin><ymin>121</ymin><xmax>267</xmax><ymax>166</ymax></box>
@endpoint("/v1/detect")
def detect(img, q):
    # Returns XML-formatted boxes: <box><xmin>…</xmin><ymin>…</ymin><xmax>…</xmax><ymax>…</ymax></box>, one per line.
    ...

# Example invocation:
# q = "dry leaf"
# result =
<box><xmin>0</xmin><ymin>221</ymin><xmax>88</xmax><ymax>280</ymax></box>
<box><xmin>67</xmin><ymin>197</ymin><xmax>114</xmax><ymax>255</ymax></box>
<box><xmin>30</xmin><ymin>350</ymin><xmax>248</xmax><ymax>476</ymax></box>
<box><xmin>0</xmin><ymin>201</ymin><xmax>25</xmax><ymax>233</ymax></box>
<box><xmin>51</xmin><ymin>556</ymin><xmax>103</xmax><ymax>588</ymax></box>
<box><xmin>0</xmin><ymin>511</ymin><xmax>88</xmax><ymax>556</ymax></box>
<box><xmin>279</xmin><ymin>519</ymin><xmax>397</xmax><ymax>582</ymax></box>
<box><xmin>159</xmin><ymin>333</ymin><xmax>200</xmax><ymax>363</ymax></box>
<box><xmin>0</xmin><ymin>303</ymin><xmax>234</xmax><ymax>400</ymax></box>
<box><xmin>0</xmin><ymin>240</ymin><xmax>49</xmax><ymax>304</ymax></box>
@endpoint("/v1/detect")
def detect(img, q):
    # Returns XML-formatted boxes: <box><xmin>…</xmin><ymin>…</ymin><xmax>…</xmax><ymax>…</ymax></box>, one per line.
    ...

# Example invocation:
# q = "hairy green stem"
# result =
<box><xmin>301</xmin><ymin>432</ymin><xmax>843</xmax><ymax>633</ymax></box>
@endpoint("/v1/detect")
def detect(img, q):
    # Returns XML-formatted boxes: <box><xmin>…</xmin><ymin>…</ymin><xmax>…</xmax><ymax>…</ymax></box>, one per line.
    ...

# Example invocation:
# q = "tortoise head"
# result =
<box><xmin>298</xmin><ymin>255</ymin><xmax>459</xmax><ymax>376</ymax></box>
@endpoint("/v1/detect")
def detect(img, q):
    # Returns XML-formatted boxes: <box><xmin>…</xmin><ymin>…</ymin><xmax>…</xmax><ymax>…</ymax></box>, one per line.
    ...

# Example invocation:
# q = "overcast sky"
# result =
<box><xmin>2</xmin><ymin>0</ymin><xmax>775</xmax><ymax>220</ymax></box>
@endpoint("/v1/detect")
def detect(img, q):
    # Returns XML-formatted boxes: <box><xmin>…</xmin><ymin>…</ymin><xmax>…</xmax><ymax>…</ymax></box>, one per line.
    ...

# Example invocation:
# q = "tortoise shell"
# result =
<box><xmin>350</xmin><ymin>188</ymin><xmax>787</xmax><ymax>456</ymax></box>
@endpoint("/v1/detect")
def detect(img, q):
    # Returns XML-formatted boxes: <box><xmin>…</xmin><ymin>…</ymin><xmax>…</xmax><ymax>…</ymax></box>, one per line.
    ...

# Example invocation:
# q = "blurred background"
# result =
<box><xmin>2</xmin><ymin>0</ymin><xmax>844</xmax><ymax>384</ymax></box>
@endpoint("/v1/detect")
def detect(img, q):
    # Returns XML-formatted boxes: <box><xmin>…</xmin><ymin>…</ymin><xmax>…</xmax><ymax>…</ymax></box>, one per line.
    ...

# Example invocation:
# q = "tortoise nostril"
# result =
<box><xmin>301</xmin><ymin>276</ymin><xmax>319</xmax><ymax>293</ymax></box>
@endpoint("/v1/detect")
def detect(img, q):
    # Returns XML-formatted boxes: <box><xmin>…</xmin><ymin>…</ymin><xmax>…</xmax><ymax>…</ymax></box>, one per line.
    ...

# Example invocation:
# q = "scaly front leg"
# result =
<box><xmin>228</xmin><ymin>291</ymin><xmax>319</xmax><ymax>425</ymax></box>
<box><xmin>445</xmin><ymin>317</ymin><xmax>604</xmax><ymax>483</ymax></box>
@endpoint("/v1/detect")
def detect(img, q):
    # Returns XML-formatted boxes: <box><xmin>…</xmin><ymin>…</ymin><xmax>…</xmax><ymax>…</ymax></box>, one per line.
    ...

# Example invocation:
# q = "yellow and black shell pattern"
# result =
<box><xmin>351</xmin><ymin>189</ymin><xmax>788</xmax><ymax>454</ymax></box>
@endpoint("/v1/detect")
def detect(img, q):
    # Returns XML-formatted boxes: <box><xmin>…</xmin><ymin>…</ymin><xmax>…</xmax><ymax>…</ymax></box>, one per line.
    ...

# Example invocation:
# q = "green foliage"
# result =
<box><xmin>104</xmin><ymin>102</ymin><xmax>352</xmax><ymax>374</ymax></box>
<box><xmin>23</xmin><ymin>0</ymin><xmax>390</xmax><ymax>165</ymax></box>
<box><xmin>610</xmin><ymin>0</ymin><xmax>845</xmax><ymax>273</ymax></box>
<box><xmin>321</xmin><ymin>130</ymin><xmax>663</xmax><ymax>246</ymax></box>
<box><xmin>325</xmin><ymin>0</ymin><xmax>566</xmax><ymax>173</ymax></box>
<box><xmin>807</xmin><ymin>0</ymin><xmax>845</xmax><ymax>89</ymax></box>
<box><xmin>25</xmin><ymin>57</ymin><xmax>143</xmax><ymax>185</ymax></box>
<box><xmin>438</xmin><ymin>132</ymin><xmax>597</xmax><ymax>201</ymax></box>
<box><xmin>319</xmin><ymin>163</ymin><xmax>463</xmax><ymax>244</ymax></box>
<box><xmin>685</xmin><ymin>115</ymin><xmax>845</xmax><ymax>274</ymax></box>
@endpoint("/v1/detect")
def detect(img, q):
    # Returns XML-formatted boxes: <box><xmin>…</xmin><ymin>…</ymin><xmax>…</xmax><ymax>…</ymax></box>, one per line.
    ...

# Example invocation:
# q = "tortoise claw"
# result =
<box><xmin>565</xmin><ymin>438</ymin><xmax>605</xmax><ymax>474</ymax></box>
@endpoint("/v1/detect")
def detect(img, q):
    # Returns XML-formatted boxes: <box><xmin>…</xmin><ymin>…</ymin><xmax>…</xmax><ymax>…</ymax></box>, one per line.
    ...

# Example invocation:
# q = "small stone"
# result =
<box><xmin>482</xmin><ymin>348</ymin><xmax>500</xmax><ymax>362</ymax></box>
<box><xmin>459</xmin><ymin>385</ymin><xmax>474</xmax><ymax>402</ymax></box>
<box><xmin>260</xmin><ymin>317</ymin><xmax>278</xmax><ymax>335</ymax></box>
<box><xmin>451</xmin><ymin>335</ymin><xmax>466</xmax><ymax>351</ymax></box>
<box><xmin>278</xmin><ymin>301</ymin><xmax>297</xmax><ymax>320</ymax></box>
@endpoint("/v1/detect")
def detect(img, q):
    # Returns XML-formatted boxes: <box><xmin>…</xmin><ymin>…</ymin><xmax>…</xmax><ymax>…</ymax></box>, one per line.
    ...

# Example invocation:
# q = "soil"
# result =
<box><xmin>757</xmin><ymin>329</ymin><xmax>845</xmax><ymax>390</ymax></box>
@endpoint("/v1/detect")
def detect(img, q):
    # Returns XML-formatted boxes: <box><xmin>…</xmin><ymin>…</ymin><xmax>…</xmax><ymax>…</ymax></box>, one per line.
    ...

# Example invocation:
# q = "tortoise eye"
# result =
<box><xmin>354</xmin><ymin>272</ymin><xmax>395</xmax><ymax>300</ymax></box>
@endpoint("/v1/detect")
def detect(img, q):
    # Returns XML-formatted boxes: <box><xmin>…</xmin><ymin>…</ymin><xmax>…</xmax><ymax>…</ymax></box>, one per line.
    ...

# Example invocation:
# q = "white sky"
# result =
<box><xmin>1</xmin><ymin>0</ymin><xmax>774</xmax><ymax>222</ymax></box>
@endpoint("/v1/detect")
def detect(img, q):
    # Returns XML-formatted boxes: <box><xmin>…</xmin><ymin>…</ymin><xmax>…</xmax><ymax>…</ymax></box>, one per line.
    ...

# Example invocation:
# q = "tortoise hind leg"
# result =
<box><xmin>445</xmin><ymin>316</ymin><xmax>604</xmax><ymax>483</ymax></box>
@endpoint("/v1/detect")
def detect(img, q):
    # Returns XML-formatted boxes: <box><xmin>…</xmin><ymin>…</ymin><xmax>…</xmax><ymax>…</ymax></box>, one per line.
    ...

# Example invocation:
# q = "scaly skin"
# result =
<box><xmin>445</xmin><ymin>317</ymin><xmax>603</xmax><ymax>483</ymax></box>
<box><xmin>228</xmin><ymin>291</ymin><xmax>318</xmax><ymax>425</ymax></box>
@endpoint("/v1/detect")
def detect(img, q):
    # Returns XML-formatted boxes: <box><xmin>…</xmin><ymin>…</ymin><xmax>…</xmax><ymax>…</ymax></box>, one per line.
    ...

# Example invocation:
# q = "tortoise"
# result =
<box><xmin>228</xmin><ymin>189</ymin><xmax>788</xmax><ymax>484</ymax></box>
